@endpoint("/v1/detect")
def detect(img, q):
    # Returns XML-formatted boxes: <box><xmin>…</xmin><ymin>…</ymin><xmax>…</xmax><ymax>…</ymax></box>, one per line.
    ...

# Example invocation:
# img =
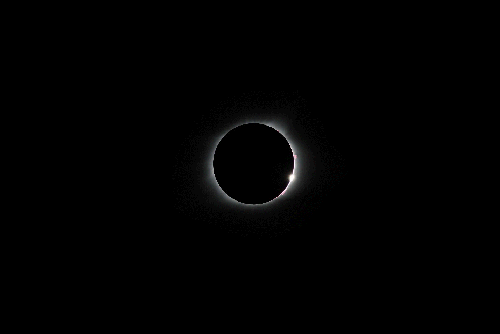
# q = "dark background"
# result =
<box><xmin>52</xmin><ymin>44</ymin><xmax>420</xmax><ymax>293</ymax></box>
<box><xmin>18</xmin><ymin>8</ymin><xmax>460</xmax><ymax>323</ymax></box>
<box><xmin>52</xmin><ymin>29</ymin><xmax>432</xmax><ymax>308</ymax></box>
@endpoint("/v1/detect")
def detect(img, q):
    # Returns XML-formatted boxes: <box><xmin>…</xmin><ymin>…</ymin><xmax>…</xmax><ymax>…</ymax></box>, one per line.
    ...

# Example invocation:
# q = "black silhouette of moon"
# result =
<box><xmin>213</xmin><ymin>123</ymin><xmax>295</xmax><ymax>204</ymax></box>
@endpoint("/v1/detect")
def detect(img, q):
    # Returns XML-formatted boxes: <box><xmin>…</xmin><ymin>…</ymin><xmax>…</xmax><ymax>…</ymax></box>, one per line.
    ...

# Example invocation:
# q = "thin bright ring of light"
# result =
<box><xmin>205</xmin><ymin>117</ymin><xmax>304</xmax><ymax>209</ymax></box>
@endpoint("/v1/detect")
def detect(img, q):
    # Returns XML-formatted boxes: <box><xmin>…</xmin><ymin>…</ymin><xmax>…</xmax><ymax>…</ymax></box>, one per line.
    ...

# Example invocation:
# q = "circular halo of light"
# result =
<box><xmin>206</xmin><ymin>116</ymin><xmax>303</xmax><ymax>209</ymax></box>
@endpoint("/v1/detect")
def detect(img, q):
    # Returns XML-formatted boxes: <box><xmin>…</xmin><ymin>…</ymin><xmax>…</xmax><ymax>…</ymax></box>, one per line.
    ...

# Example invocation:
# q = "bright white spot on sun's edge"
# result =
<box><xmin>206</xmin><ymin>117</ymin><xmax>303</xmax><ymax>209</ymax></box>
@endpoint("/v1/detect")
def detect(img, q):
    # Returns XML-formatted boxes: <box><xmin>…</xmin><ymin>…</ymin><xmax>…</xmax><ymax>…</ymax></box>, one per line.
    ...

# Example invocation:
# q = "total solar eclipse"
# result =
<box><xmin>213</xmin><ymin>123</ymin><xmax>296</xmax><ymax>205</ymax></box>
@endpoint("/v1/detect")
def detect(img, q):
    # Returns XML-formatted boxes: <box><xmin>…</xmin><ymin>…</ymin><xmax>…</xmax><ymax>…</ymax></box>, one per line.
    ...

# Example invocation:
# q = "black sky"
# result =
<box><xmin>45</xmin><ymin>14</ymin><xmax>444</xmax><ymax>317</ymax></box>
<box><xmin>67</xmin><ymin>55</ymin><xmax>426</xmax><ymax>311</ymax></box>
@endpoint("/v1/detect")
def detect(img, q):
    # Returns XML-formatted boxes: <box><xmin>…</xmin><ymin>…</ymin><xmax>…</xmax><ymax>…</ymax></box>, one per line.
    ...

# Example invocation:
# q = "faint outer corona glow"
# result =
<box><xmin>207</xmin><ymin>118</ymin><xmax>303</xmax><ymax>208</ymax></box>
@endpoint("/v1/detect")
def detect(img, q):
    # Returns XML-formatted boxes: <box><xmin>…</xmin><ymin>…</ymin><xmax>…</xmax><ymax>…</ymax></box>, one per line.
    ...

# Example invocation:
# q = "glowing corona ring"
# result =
<box><xmin>207</xmin><ymin>117</ymin><xmax>303</xmax><ymax>208</ymax></box>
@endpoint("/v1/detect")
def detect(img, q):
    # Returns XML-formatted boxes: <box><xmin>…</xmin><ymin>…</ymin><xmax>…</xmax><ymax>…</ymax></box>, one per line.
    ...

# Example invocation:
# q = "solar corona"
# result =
<box><xmin>209</xmin><ymin>121</ymin><xmax>300</xmax><ymax>206</ymax></box>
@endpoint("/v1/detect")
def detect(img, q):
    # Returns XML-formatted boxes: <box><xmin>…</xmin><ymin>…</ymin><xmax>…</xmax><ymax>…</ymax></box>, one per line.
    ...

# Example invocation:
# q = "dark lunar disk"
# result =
<box><xmin>213</xmin><ymin>123</ymin><xmax>295</xmax><ymax>204</ymax></box>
